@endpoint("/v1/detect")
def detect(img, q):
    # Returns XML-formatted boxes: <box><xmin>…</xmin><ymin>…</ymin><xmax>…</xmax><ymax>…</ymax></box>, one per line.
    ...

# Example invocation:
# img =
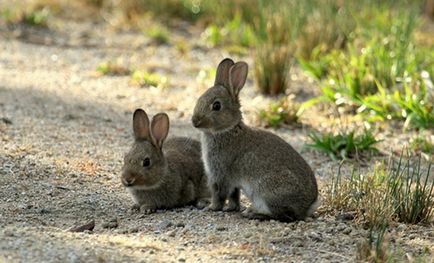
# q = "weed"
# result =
<box><xmin>95</xmin><ymin>61</ymin><xmax>130</xmax><ymax>76</ymax></box>
<box><xmin>296</xmin><ymin>0</ymin><xmax>354</xmax><ymax>59</ymax></box>
<box><xmin>254</xmin><ymin>42</ymin><xmax>293</xmax><ymax>96</ymax></box>
<box><xmin>23</xmin><ymin>6</ymin><xmax>50</xmax><ymax>26</ymax></box>
<box><xmin>306</xmin><ymin>130</ymin><xmax>380</xmax><ymax>160</ymax></box>
<box><xmin>130</xmin><ymin>70</ymin><xmax>168</xmax><ymax>88</ymax></box>
<box><xmin>409</xmin><ymin>136</ymin><xmax>434</xmax><ymax>155</ymax></box>
<box><xmin>356</xmin><ymin>225</ymin><xmax>391</xmax><ymax>263</ymax></box>
<box><xmin>0</xmin><ymin>5</ymin><xmax>50</xmax><ymax>26</ymax></box>
<box><xmin>202</xmin><ymin>13</ymin><xmax>256</xmax><ymax>48</ymax></box>
<box><xmin>253</xmin><ymin>1</ymin><xmax>307</xmax><ymax>96</ymax></box>
<box><xmin>323</xmin><ymin>152</ymin><xmax>434</xmax><ymax>228</ymax></box>
<box><xmin>388</xmin><ymin>154</ymin><xmax>434</xmax><ymax>224</ymax></box>
<box><xmin>258</xmin><ymin>96</ymin><xmax>301</xmax><ymax>128</ymax></box>
<box><xmin>145</xmin><ymin>24</ymin><xmax>170</xmax><ymax>45</ymax></box>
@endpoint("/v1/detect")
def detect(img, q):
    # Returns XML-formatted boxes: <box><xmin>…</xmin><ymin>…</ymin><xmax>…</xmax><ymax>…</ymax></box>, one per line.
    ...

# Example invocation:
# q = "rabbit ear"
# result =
<box><xmin>214</xmin><ymin>58</ymin><xmax>235</xmax><ymax>87</ymax></box>
<box><xmin>133</xmin><ymin>109</ymin><xmax>150</xmax><ymax>141</ymax></box>
<box><xmin>150</xmin><ymin>113</ymin><xmax>169</xmax><ymax>149</ymax></box>
<box><xmin>229</xmin><ymin>61</ymin><xmax>248</xmax><ymax>99</ymax></box>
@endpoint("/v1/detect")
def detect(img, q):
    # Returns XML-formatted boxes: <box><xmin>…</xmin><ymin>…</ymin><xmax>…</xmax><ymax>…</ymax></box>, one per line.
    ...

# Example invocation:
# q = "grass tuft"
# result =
<box><xmin>130</xmin><ymin>70</ymin><xmax>168</xmax><ymax>88</ymax></box>
<box><xmin>323</xmin><ymin>152</ymin><xmax>434</xmax><ymax>227</ymax></box>
<box><xmin>145</xmin><ymin>24</ymin><xmax>170</xmax><ymax>45</ymax></box>
<box><xmin>306</xmin><ymin>130</ymin><xmax>380</xmax><ymax>160</ymax></box>
<box><xmin>258</xmin><ymin>96</ymin><xmax>301</xmax><ymax>128</ymax></box>
<box><xmin>95</xmin><ymin>61</ymin><xmax>130</xmax><ymax>76</ymax></box>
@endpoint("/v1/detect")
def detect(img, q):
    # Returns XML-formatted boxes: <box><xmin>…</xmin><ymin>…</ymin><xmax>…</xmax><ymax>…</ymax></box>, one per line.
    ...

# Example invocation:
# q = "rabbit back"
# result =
<box><xmin>164</xmin><ymin>137</ymin><xmax>209</xmax><ymax>202</ymax></box>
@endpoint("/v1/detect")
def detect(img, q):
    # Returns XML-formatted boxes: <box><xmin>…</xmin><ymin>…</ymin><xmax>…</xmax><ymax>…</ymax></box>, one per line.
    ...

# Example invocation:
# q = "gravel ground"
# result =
<box><xmin>0</xmin><ymin>17</ymin><xmax>433</xmax><ymax>263</ymax></box>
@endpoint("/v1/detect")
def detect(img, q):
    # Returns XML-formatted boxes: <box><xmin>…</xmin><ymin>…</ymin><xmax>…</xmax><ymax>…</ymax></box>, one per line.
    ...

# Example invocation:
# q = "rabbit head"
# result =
<box><xmin>192</xmin><ymin>58</ymin><xmax>248</xmax><ymax>133</ymax></box>
<box><xmin>121</xmin><ymin>109</ymin><xmax>170</xmax><ymax>190</ymax></box>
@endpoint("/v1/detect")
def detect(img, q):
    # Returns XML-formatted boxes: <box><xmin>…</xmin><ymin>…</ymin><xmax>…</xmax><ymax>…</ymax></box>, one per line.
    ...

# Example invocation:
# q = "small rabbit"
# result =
<box><xmin>192</xmin><ymin>58</ymin><xmax>319</xmax><ymax>221</ymax></box>
<box><xmin>121</xmin><ymin>109</ymin><xmax>209</xmax><ymax>213</ymax></box>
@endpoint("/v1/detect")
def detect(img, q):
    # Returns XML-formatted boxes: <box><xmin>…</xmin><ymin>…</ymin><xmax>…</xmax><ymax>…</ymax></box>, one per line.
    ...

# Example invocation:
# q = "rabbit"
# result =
<box><xmin>191</xmin><ymin>58</ymin><xmax>319</xmax><ymax>221</ymax></box>
<box><xmin>121</xmin><ymin>108</ymin><xmax>209</xmax><ymax>214</ymax></box>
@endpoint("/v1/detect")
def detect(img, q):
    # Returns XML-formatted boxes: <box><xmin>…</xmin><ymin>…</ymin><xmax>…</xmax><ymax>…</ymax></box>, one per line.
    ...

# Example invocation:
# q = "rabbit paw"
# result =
<box><xmin>195</xmin><ymin>199</ymin><xmax>210</xmax><ymax>210</ymax></box>
<box><xmin>207</xmin><ymin>202</ymin><xmax>224</xmax><ymax>211</ymax></box>
<box><xmin>241</xmin><ymin>207</ymin><xmax>270</xmax><ymax>220</ymax></box>
<box><xmin>130</xmin><ymin>204</ymin><xmax>141</xmax><ymax>212</ymax></box>
<box><xmin>223</xmin><ymin>202</ymin><xmax>240</xmax><ymax>212</ymax></box>
<box><xmin>140</xmin><ymin>205</ymin><xmax>157</xmax><ymax>214</ymax></box>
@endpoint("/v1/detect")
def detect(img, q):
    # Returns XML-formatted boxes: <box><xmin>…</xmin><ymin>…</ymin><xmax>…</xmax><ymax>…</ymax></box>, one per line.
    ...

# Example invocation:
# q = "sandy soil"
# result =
<box><xmin>0</xmin><ymin>16</ymin><xmax>433</xmax><ymax>263</ymax></box>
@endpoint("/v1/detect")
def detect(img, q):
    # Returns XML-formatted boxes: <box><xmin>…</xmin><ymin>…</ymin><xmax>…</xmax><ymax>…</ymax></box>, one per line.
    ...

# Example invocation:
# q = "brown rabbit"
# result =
<box><xmin>192</xmin><ymin>58</ymin><xmax>319</xmax><ymax>221</ymax></box>
<box><xmin>121</xmin><ymin>109</ymin><xmax>209</xmax><ymax>213</ymax></box>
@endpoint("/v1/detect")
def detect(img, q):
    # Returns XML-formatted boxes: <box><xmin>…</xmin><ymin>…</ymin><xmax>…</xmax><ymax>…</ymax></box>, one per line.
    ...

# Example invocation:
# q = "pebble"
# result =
<box><xmin>175</xmin><ymin>222</ymin><xmax>185</xmax><ymax>228</ymax></box>
<box><xmin>167</xmin><ymin>230</ymin><xmax>176</xmax><ymax>237</ymax></box>
<box><xmin>342</xmin><ymin>227</ymin><xmax>352</xmax><ymax>235</ymax></box>
<box><xmin>215</xmin><ymin>226</ymin><xmax>226</xmax><ymax>231</ymax></box>
<box><xmin>102</xmin><ymin>218</ymin><xmax>118</xmax><ymax>229</ymax></box>
<box><xmin>157</xmin><ymin>220</ymin><xmax>173</xmax><ymax>230</ymax></box>
<box><xmin>337</xmin><ymin>223</ymin><xmax>346</xmax><ymax>231</ymax></box>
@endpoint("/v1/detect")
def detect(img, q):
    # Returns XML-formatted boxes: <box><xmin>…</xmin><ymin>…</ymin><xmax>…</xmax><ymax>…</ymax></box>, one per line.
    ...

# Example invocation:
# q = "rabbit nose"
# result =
<box><xmin>122</xmin><ymin>177</ymin><xmax>135</xmax><ymax>187</ymax></box>
<box><xmin>192</xmin><ymin>116</ymin><xmax>202</xmax><ymax>128</ymax></box>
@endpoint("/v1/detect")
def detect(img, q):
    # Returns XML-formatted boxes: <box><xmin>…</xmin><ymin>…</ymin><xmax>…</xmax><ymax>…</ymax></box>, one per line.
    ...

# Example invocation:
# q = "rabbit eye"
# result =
<box><xmin>212</xmin><ymin>101</ymin><xmax>221</xmax><ymax>111</ymax></box>
<box><xmin>142</xmin><ymin>158</ymin><xmax>151</xmax><ymax>167</ymax></box>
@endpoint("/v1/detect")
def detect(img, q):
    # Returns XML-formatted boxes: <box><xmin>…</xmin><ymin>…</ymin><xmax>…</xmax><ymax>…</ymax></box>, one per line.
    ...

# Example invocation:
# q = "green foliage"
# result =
<box><xmin>409</xmin><ymin>137</ymin><xmax>434</xmax><ymax>155</ymax></box>
<box><xmin>253</xmin><ymin>0</ymin><xmax>307</xmax><ymax>96</ymax></box>
<box><xmin>356</xmin><ymin>225</ymin><xmax>391</xmax><ymax>263</ymax></box>
<box><xmin>306</xmin><ymin>130</ymin><xmax>380</xmax><ymax>160</ymax></box>
<box><xmin>202</xmin><ymin>14</ymin><xmax>256</xmax><ymax>48</ymax></box>
<box><xmin>145</xmin><ymin>24</ymin><xmax>170</xmax><ymax>45</ymax></box>
<box><xmin>131</xmin><ymin>70</ymin><xmax>168</xmax><ymax>88</ymax></box>
<box><xmin>96</xmin><ymin>61</ymin><xmax>130</xmax><ymax>76</ymax></box>
<box><xmin>0</xmin><ymin>5</ymin><xmax>50</xmax><ymax>26</ymax></box>
<box><xmin>258</xmin><ymin>96</ymin><xmax>300</xmax><ymax>128</ymax></box>
<box><xmin>388</xmin><ymin>154</ymin><xmax>434</xmax><ymax>224</ymax></box>
<box><xmin>324</xmin><ymin>152</ymin><xmax>434</xmax><ymax>228</ymax></box>
<box><xmin>300</xmin><ymin>7</ymin><xmax>434</xmax><ymax>129</ymax></box>
<box><xmin>23</xmin><ymin>6</ymin><xmax>50</xmax><ymax>26</ymax></box>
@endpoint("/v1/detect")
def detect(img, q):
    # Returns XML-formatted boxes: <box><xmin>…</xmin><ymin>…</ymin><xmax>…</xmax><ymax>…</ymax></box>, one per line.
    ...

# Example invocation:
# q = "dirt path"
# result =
<box><xmin>0</xmin><ymin>20</ymin><xmax>433</xmax><ymax>262</ymax></box>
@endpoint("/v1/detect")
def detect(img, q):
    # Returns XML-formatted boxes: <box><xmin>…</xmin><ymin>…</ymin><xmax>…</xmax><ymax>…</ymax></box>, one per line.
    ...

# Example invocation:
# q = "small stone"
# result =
<box><xmin>158</xmin><ymin>220</ymin><xmax>172</xmax><ymax>230</ymax></box>
<box><xmin>408</xmin><ymin>233</ymin><xmax>417</xmax><ymax>240</ymax></box>
<box><xmin>175</xmin><ymin>222</ymin><xmax>185</xmax><ymax>228</ymax></box>
<box><xmin>308</xmin><ymin>232</ymin><xmax>322</xmax><ymax>242</ymax></box>
<box><xmin>178</xmin><ymin>257</ymin><xmax>186</xmax><ymax>262</ymax></box>
<box><xmin>128</xmin><ymin>227</ymin><xmax>139</xmax><ymax>233</ymax></box>
<box><xmin>336</xmin><ymin>212</ymin><xmax>356</xmax><ymax>221</ymax></box>
<box><xmin>167</xmin><ymin>230</ymin><xmax>176</xmax><ymax>237</ymax></box>
<box><xmin>215</xmin><ymin>226</ymin><xmax>226</xmax><ymax>231</ymax></box>
<box><xmin>305</xmin><ymin>217</ymin><xmax>314</xmax><ymax>222</ymax></box>
<box><xmin>337</xmin><ymin>223</ymin><xmax>346</xmax><ymax>231</ymax></box>
<box><xmin>39</xmin><ymin>208</ymin><xmax>51</xmax><ymax>214</ymax></box>
<box><xmin>343</xmin><ymin>227</ymin><xmax>352</xmax><ymax>235</ymax></box>
<box><xmin>102</xmin><ymin>219</ymin><xmax>118</xmax><ymax>229</ymax></box>
<box><xmin>1</xmin><ymin>117</ymin><xmax>12</xmax><ymax>124</ymax></box>
<box><xmin>244</xmin><ymin>233</ymin><xmax>252</xmax><ymax>238</ymax></box>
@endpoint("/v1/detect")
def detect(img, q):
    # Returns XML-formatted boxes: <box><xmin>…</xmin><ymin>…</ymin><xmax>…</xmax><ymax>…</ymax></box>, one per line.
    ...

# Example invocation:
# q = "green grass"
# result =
<box><xmin>409</xmin><ymin>136</ymin><xmax>434</xmax><ymax>155</ymax></box>
<box><xmin>0</xmin><ymin>5</ymin><xmax>51</xmax><ymax>26</ymax></box>
<box><xmin>300</xmin><ymin>8</ymin><xmax>433</xmax><ymax>129</ymax></box>
<box><xmin>388</xmin><ymin>154</ymin><xmax>434</xmax><ymax>224</ymax></box>
<box><xmin>202</xmin><ymin>14</ymin><xmax>256</xmax><ymax>48</ymax></box>
<box><xmin>356</xmin><ymin>225</ymin><xmax>391</xmax><ymax>263</ymax></box>
<box><xmin>95</xmin><ymin>61</ymin><xmax>130</xmax><ymax>76</ymax></box>
<box><xmin>306</xmin><ymin>130</ymin><xmax>380</xmax><ymax>160</ymax></box>
<box><xmin>145</xmin><ymin>24</ymin><xmax>170</xmax><ymax>45</ymax></box>
<box><xmin>323</xmin><ymin>152</ymin><xmax>434</xmax><ymax>227</ymax></box>
<box><xmin>130</xmin><ymin>70</ymin><xmax>168</xmax><ymax>88</ymax></box>
<box><xmin>258</xmin><ymin>96</ymin><xmax>301</xmax><ymax>128</ymax></box>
